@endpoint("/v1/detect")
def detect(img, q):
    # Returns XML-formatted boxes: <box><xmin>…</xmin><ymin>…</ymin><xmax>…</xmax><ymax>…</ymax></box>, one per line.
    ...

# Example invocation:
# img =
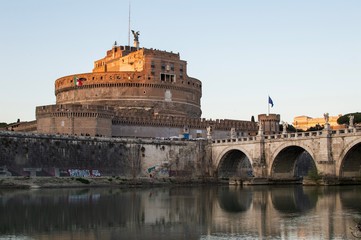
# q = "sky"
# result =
<box><xmin>0</xmin><ymin>0</ymin><xmax>360</xmax><ymax>124</ymax></box>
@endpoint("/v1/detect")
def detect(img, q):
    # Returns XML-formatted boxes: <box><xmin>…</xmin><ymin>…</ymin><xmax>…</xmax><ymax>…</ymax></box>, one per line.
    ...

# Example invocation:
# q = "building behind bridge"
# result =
<box><xmin>293</xmin><ymin>115</ymin><xmax>343</xmax><ymax>131</ymax></box>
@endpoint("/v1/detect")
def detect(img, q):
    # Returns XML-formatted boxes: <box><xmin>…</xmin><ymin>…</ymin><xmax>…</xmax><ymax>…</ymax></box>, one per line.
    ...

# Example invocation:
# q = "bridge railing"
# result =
<box><xmin>212</xmin><ymin>127</ymin><xmax>361</xmax><ymax>145</ymax></box>
<box><xmin>212</xmin><ymin>136</ymin><xmax>257</xmax><ymax>144</ymax></box>
<box><xmin>331</xmin><ymin>127</ymin><xmax>361</xmax><ymax>135</ymax></box>
<box><xmin>264</xmin><ymin>131</ymin><xmax>324</xmax><ymax>140</ymax></box>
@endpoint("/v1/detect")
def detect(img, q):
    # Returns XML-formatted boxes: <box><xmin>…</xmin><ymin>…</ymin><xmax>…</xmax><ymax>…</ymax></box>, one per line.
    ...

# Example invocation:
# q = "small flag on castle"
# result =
<box><xmin>74</xmin><ymin>76</ymin><xmax>86</xmax><ymax>87</ymax></box>
<box><xmin>268</xmin><ymin>96</ymin><xmax>274</xmax><ymax>108</ymax></box>
<box><xmin>268</xmin><ymin>95</ymin><xmax>274</xmax><ymax>115</ymax></box>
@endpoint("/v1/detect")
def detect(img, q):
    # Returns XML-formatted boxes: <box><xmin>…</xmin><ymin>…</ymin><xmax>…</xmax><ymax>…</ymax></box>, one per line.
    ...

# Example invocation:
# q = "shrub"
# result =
<box><xmin>75</xmin><ymin>177</ymin><xmax>90</xmax><ymax>184</ymax></box>
<box><xmin>307</xmin><ymin>168</ymin><xmax>322</xmax><ymax>181</ymax></box>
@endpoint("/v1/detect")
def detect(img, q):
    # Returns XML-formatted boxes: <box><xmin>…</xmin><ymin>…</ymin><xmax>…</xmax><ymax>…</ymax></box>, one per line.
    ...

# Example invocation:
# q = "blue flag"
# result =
<box><xmin>268</xmin><ymin>96</ymin><xmax>274</xmax><ymax>107</ymax></box>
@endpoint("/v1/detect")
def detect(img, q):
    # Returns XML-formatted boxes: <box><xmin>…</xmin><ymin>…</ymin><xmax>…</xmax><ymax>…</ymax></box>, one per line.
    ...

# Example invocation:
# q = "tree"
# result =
<box><xmin>287</xmin><ymin>124</ymin><xmax>297</xmax><ymax>132</ymax></box>
<box><xmin>279</xmin><ymin>124</ymin><xmax>298</xmax><ymax>133</ymax></box>
<box><xmin>251</xmin><ymin>116</ymin><xmax>255</xmax><ymax>122</ymax></box>
<box><xmin>0</xmin><ymin>122</ymin><xmax>7</xmax><ymax>128</ymax></box>
<box><xmin>337</xmin><ymin>112</ymin><xmax>361</xmax><ymax>125</ymax></box>
<box><xmin>307</xmin><ymin>124</ymin><xmax>324</xmax><ymax>131</ymax></box>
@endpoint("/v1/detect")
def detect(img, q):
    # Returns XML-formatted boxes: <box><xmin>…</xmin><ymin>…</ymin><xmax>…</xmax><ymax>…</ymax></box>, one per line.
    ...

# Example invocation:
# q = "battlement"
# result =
<box><xmin>113</xmin><ymin>115</ymin><xmax>257</xmax><ymax>131</ymax></box>
<box><xmin>258</xmin><ymin>114</ymin><xmax>280</xmax><ymax>122</ymax></box>
<box><xmin>36</xmin><ymin>104</ymin><xmax>114</xmax><ymax>118</ymax></box>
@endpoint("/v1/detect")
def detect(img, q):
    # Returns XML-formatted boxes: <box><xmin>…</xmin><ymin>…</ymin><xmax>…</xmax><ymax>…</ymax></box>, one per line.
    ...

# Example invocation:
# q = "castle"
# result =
<box><xmin>19</xmin><ymin>34</ymin><xmax>281</xmax><ymax>138</ymax></box>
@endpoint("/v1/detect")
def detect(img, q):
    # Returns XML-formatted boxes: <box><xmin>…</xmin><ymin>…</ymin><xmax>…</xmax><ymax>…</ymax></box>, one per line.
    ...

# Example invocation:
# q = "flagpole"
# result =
<box><xmin>268</xmin><ymin>96</ymin><xmax>270</xmax><ymax>116</ymax></box>
<box><xmin>128</xmin><ymin>0</ymin><xmax>131</xmax><ymax>47</ymax></box>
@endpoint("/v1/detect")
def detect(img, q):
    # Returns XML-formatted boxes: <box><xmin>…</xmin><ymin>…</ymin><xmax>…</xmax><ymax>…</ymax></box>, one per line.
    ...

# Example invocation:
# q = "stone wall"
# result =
<box><xmin>36</xmin><ymin>104</ymin><xmax>114</xmax><ymax>137</ymax></box>
<box><xmin>0</xmin><ymin>131</ymin><xmax>212</xmax><ymax>178</ymax></box>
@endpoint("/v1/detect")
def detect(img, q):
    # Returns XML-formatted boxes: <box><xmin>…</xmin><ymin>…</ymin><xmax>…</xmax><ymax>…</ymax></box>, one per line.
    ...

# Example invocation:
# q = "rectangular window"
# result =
<box><xmin>160</xmin><ymin>73</ymin><xmax>176</xmax><ymax>82</ymax></box>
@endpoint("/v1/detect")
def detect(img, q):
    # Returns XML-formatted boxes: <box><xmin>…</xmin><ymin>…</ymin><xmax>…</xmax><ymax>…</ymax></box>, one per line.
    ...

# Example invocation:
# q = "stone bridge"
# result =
<box><xmin>211</xmin><ymin>127</ymin><xmax>361</xmax><ymax>182</ymax></box>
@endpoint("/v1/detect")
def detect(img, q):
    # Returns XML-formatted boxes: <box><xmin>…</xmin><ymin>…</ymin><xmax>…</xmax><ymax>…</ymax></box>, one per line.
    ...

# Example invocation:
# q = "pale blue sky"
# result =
<box><xmin>1</xmin><ymin>0</ymin><xmax>360</xmax><ymax>124</ymax></box>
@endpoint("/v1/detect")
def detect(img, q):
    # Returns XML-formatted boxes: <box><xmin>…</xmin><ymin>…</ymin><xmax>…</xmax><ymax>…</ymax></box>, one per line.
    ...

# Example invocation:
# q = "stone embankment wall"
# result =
<box><xmin>0</xmin><ymin>131</ymin><xmax>212</xmax><ymax>179</ymax></box>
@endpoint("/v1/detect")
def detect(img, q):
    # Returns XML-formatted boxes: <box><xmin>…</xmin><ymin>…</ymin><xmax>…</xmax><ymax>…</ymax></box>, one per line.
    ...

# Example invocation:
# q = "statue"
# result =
<box><xmin>349</xmin><ymin>115</ymin><xmax>354</xmax><ymax>127</ymax></box>
<box><xmin>206</xmin><ymin>126</ymin><xmax>212</xmax><ymax>139</ymax></box>
<box><xmin>323</xmin><ymin>113</ymin><xmax>329</xmax><ymax>124</ymax></box>
<box><xmin>230</xmin><ymin>128</ymin><xmax>236</xmax><ymax>139</ymax></box>
<box><xmin>131</xmin><ymin>30</ymin><xmax>140</xmax><ymax>42</ymax></box>
<box><xmin>282</xmin><ymin>121</ymin><xmax>288</xmax><ymax>134</ymax></box>
<box><xmin>257</xmin><ymin>121</ymin><xmax>264</xmax><ymax>136</ymax></box>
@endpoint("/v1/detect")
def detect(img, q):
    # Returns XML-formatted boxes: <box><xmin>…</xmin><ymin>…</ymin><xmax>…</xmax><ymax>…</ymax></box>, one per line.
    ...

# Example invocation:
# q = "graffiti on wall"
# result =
<box><xmin>0</xmin><ymin>166</ymin><xmax>12</xmax><ymax>177</ymax></box>
<box><xmin>68</xmin><ymin>169</ymin><xmax>101</xmax><ymax>177</ymax></box>
<box><xmin>147</xmin><ymin>161</ymin><xmax>170</xmax><ymax>177</ymax></box>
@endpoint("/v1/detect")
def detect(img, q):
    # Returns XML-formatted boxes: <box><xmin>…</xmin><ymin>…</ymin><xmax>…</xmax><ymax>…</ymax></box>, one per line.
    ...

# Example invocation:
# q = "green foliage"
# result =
<box><xmin>307</xmin><ymin>124</ymin><xmax>324</xmax><ymax>131</ymax></box>
<box><xmin>0</xmin><ymin>122</ymin><xmax>7</xmax><ymax>128</ymax></box>
<box><xmin>287</xmin><ymin>125</ymin><xmax>297</xmax><ymax>132</ymax></box>
<box><xmin>75</xmin><ymin>177</ymin><xmax>90</xmax><ymax>184</ymax></box>
<box><xmin>337</xmin><ymin>112</ymin><xmax>361</xmax><ymax>125</ymax></box>
<box><xmin>307</xmin><ymin>168</ymin><xmax>322</xmax><ymax>181</ymax></box>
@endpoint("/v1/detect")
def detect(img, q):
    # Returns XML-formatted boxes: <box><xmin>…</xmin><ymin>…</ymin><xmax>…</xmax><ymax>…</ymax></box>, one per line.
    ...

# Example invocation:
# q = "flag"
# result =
<box><xmin>74</xmin><ymin>76</ymin><xmax>86</xmax><ymax>87</ymax></box>
<box><xmin>268</xmin><ymin>96</ymin><xmax>274</xmax><ymax>107</ymax></box>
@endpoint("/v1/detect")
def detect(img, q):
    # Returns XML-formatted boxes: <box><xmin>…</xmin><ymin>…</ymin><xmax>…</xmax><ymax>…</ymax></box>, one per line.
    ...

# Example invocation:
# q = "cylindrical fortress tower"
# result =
<box><xmin>54</xmin><ymin>46</ymin><xmax>202</xmax><ymax>118</ymax></box>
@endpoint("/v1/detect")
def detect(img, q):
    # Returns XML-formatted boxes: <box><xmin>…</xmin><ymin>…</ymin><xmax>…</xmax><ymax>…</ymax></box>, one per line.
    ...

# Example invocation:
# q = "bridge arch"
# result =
<box><xmin>338</xmin><ymin>139</ymin><xmax>361</xmax><ymax>178</ymax></box>
<box><xmin>270</xmin><ymin>143</ymin><xmax>316</xmax><ymax>179</ymax></box>
<box><xmin>215</xmin><ymin>147</ymin><xmax>253</xmax><ymax>179</ymax></box>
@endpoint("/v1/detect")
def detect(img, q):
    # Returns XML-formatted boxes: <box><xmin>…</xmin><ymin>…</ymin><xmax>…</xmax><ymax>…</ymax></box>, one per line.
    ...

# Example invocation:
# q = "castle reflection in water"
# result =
<box><xmin>0</xmin><ymin>186</ymin><xmax>360</xmax><ymax>239</ymax></box>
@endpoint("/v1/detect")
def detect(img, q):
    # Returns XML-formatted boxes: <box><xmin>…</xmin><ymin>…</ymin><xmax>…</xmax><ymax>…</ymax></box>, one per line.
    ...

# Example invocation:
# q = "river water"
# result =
<box><xmin>0</xmin><ymin>185</ymin><xmax>360</xmax><ymax>240</ymax></box>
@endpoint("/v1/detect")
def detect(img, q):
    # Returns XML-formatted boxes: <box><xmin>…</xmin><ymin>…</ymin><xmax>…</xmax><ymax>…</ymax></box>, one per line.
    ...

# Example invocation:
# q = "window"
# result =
<box><xmin>160</xmin><ymin>73</ymin><xmax>176</xmax><ymax>83</ymax></box>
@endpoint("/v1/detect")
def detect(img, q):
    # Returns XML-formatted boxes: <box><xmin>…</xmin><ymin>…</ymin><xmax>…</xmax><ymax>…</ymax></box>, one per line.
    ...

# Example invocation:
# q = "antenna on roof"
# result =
<box><xmin>128</xmin><ymin>0</ymin><xmax>131</xmax><ymax>47</ymax></box>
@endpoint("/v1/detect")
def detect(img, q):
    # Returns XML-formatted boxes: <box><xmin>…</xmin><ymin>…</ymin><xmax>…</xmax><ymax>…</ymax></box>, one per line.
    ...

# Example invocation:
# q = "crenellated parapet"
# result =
<box><xmin>36</xmin><ymin>104</ymin><xmax>114</xmax><ymax>118</ymax></box>
<box><xmin>113</xmin><ymin>115</ymin><xmax>257</xmax><ymax>131</ymax></box>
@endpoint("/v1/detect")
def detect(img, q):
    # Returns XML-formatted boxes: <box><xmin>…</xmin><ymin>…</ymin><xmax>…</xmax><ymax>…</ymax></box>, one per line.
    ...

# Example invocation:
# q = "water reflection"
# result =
<box><xmin>218</xmin><ymin>186</ymin><xmax>252</xmax><ymax>213</ymax></box>
<box><xmin>0</xmin><ymin>185</ymin><xmax>360</xmax><ymax>239</ymax></box>
<box><xmin>271</xmin><ymin>186</ymin><xmax>318</xmax><ymax>214</ymax></box>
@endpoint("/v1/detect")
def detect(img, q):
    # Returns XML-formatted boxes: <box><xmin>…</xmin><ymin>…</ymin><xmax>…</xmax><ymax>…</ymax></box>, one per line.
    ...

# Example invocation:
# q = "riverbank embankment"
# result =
<box><xmin>0</xmin><ymin>176</ymin><xmax>220</xmax><ymax>189</ymax></box>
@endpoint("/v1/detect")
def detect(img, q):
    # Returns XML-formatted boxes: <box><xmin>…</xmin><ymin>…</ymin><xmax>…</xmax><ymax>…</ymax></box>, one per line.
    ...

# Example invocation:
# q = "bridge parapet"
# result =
<box><xmin>212</xmin><ymin>128</ymin><xmax>361</xmax><ymax>146</ymax></box>
<box><xmin>264</xmin><ymin>131</ymin><xmax>324</xmax><ymax>140</ymax></box>
<box><xmin>212</xmin><ymin>136</ymin><xmax>257</xmax><ymax>144</ymax></box>
<box><xmin>331</xmin><ymin>128</ymin><xmax>360</xmax><ymax>135</ymax></box>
